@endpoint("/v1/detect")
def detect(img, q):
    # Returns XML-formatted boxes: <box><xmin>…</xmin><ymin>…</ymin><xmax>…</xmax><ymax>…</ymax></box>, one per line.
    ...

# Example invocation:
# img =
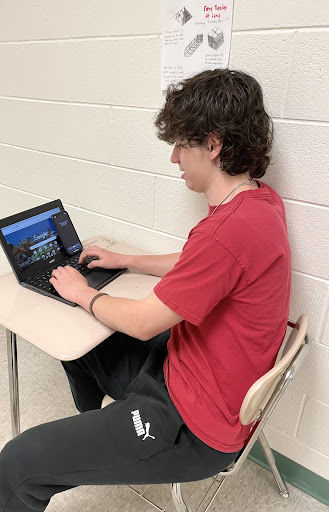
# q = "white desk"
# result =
<box><xmin>0</xmin><ymin>237</ymin><xmax>160</xmax><ymax>438</ymax></box>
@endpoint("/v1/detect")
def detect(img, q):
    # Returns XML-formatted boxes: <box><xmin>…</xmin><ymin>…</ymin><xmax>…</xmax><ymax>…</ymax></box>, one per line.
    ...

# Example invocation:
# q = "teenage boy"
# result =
<box><xmin>0</xmin><ymin>69</ymin><xmax>291</xmax><ymax>512</ymax></box>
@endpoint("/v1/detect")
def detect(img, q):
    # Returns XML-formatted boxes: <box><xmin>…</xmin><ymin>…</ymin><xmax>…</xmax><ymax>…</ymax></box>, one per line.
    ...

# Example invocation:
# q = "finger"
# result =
<box><xmin>78</xmin><ymin>247</ymin><xmax>95</xmax><ymax>264</ymax></box>
<box><xmin>52</xmin><ymin>266</ymin><xmax>63</xmax><ymax>275</ymax></box>
<box><xmin>78</xmin><ymin>252</ymin><xmax>87</xmax><ymax>264</ymax></box>
<box><xmin>87</xmin><ymin>259</ymin><xmax>102</xmax><ymax>269</ymax></box>
<box><xmin>66</xmin><ymin>265</ymin><xmax>80</xmax><ymax>274</ymax></box>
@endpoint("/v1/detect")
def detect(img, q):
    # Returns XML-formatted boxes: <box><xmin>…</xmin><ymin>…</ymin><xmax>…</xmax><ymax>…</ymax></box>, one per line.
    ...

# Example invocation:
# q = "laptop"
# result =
<box><xmin>0</xmin><ymin>199</ymin><xmax>126</xmax><ymax>306</ymax></box>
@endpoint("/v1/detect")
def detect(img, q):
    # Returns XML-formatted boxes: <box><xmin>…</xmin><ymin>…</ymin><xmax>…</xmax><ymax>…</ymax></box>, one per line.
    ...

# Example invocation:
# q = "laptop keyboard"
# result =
<box><xmin>28</xmin><ymin>255</ymin><xmax>98</xmax><ymax>294</ymax></box>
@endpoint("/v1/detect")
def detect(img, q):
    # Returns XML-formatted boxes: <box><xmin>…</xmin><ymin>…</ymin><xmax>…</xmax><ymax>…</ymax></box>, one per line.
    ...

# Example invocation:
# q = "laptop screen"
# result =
<box><xmin>1</xmin><ymin>206</ymin><xmax>63</xmax><ymax>270</ymax></box>
<box><xmin>0</xmin><ymin>200</ymin><xmax>70</xmax><ymax>280</ymax></box>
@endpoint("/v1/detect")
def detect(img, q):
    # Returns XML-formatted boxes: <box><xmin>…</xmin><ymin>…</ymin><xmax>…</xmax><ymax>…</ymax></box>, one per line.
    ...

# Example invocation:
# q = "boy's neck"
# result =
<box><xmin>205</xmin><ymin>172</ymin><xmax>257</xmax><ymax>207</ymax></box>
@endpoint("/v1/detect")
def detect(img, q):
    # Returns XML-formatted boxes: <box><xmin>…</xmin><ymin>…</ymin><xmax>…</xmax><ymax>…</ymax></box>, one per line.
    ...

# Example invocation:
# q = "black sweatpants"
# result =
<box><xmin>0</xmin><ymin>330</ymin><xmax>239</xmax><ymax>512</ymax></box>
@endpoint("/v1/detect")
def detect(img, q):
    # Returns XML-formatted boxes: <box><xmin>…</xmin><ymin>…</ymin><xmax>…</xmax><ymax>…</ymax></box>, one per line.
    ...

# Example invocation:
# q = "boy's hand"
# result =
<box><xmin>49</xmin><ymin>266</ymin><xmax>93</xmax><ymax>304</ymax></box>
<box><xmin>78</xmin><ymin>245</ymin><xmax>126</xmax><ymax>270</ymax></box>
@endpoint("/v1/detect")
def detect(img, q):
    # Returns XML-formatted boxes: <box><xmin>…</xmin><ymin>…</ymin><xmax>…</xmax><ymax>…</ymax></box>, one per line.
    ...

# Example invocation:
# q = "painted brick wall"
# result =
<box><xmin>0</xmin><ymin>0</ymin><xmax>328</xmax><ymax>480</ymax></box>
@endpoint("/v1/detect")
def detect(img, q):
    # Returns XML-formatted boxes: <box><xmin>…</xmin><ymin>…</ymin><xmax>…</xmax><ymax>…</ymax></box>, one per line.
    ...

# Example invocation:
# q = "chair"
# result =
<box><xmin>171</xmin><ymin>314</ymin><xmax>310</xmax><ymax>512</ymax></box>
<box><xmin>102</xmin><ymin>315</ymin><xmax>309</xmax><ymax>512</ymax></box>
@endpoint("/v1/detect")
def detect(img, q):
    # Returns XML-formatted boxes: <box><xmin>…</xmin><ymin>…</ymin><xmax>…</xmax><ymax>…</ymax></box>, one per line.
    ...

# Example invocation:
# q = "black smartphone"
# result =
<box><xmin>51</xmin><ymin>211</ymin><xmax>82</xmax><ymax>256</ymax></box>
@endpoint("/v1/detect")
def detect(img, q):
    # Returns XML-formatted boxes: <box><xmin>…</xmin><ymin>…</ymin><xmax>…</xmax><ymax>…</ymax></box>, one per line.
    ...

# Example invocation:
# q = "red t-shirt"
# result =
<box><xmin>154</xmin><ymin>182</ymin><xmax>291</xmax><ymax>453</ymax></box>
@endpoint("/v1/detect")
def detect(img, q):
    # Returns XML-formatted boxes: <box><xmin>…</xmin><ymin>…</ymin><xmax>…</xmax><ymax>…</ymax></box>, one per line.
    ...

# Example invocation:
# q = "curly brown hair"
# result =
<box><xmin>155</xmin><ymin>69</ymin><xmax>273</xmax><ymax>179</ymax></box>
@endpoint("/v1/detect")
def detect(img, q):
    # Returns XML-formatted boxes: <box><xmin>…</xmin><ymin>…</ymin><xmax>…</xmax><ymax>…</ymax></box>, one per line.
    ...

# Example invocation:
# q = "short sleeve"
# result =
<box><xmin>154</xmin><ymin>232</ymin><xmax>245</xmax><ymax>325</ymax></box>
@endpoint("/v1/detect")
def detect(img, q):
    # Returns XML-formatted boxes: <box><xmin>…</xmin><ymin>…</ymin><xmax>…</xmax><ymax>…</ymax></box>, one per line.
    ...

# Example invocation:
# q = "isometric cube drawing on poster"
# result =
<box><xmin>184</xmin><ymin>34</ymin><xmax>203</xmax><ymax>57</ymax></box>
<box><xmin>174</xmin><ymin>7</ymin><xmax>192</xmax><ymax>26</ymax></box>
<box><xmin>208</xmin><ymin>27</ymin><xmax>224</xmax><ymax>50</ymax></box>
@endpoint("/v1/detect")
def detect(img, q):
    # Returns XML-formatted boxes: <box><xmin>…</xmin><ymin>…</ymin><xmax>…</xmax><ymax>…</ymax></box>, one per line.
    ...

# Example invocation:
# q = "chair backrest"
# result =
<box><xmin>239</xmin><ymin>314</ymin><xmax>309</xmax><ymax>426</ymax></box>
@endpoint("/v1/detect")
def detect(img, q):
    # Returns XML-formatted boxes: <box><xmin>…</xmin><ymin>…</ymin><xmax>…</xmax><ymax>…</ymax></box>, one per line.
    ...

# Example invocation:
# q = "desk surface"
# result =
<box><xmin>0</xmin><ymin>237</ymin><xmax>160</xmax><ymax>361</ymax></box>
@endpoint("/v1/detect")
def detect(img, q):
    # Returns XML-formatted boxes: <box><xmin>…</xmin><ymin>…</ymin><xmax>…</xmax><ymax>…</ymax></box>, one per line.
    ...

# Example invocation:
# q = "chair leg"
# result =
<box><xmin>171</xmin><ymin>483</ymin><xmax>190</xmax><ymax>512</ymax></box>
<box><xmin>258</xmin><ymin>431</ymin><xmax>289</xmax><ymax>498</ymax></box>
<box><xmin>200</xmin><ymin>476</ymin><xmax>227</xmax><ymax>512</ymax></box>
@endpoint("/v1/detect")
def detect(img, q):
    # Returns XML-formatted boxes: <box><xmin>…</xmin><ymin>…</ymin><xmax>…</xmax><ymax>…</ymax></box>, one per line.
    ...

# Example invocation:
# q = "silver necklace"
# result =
<box><xmin>211</xmin><ymin>179</ymin><xmax>255</xmax><ymax>216</ymax></box>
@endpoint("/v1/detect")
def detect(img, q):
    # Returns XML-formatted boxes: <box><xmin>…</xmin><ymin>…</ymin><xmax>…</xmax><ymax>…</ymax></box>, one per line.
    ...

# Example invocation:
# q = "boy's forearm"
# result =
<box><xmin>77</xmin><ymin>289</ymin><xmax>147</xmax><ymax>339</ymax></box>
<box><xmin>122</xmin><ymin>252</ymin><xmax>181</xmax><ymax>277</ymax></box>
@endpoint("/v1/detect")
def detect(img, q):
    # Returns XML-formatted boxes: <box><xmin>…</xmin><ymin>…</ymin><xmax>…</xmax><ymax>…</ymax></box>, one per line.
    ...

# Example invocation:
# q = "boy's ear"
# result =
<box><xmin>206</xmin><ymin>133</ymin><xmax>223</xmax><ymax>161</ymax></box>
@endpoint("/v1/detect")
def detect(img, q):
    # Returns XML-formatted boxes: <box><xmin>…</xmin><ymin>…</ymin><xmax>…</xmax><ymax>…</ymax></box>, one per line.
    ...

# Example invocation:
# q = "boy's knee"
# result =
<box><xmin>0</xmin><ymin>427</ymin><xmax>45</xmax><ymax>487</ymax></box>
<box><xmin>0</xmin><ymin>437</ymin><xmax>26</xmax><ymax>507</ymax></box>
<box><xmin>0</xmin><ymin>431</ymin><xmax>48</xmax><ymax>510</ymax></box>
<box><xmin>1</xmin><ymin>436</ymin><xmax>22</xmax><ymax>477</ymax></box>
<box><xmin>0</xmin><ymin>434</ymin><xmax>31</xmax><ymax>487</ymax></box>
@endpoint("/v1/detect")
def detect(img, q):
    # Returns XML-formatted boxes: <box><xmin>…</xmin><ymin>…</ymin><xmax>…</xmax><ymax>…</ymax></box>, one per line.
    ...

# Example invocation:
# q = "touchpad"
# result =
<box><xmin>87</xmin><ymin>268</ymin><xmax>116</xmax><ymax>288</ymax></box>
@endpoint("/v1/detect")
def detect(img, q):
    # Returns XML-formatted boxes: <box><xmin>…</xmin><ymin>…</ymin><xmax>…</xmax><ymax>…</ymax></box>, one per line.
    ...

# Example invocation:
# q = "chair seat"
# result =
<box><xmin>101</xmin><ymin>395</ymin><xmax>115</xmax><ymax>408</ymax></box>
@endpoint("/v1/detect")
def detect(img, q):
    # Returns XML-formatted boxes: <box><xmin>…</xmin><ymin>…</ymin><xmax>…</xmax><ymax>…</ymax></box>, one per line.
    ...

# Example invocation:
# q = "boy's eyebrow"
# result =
<box><xmin>175</xmin><ymin>140</ymin><xmax>189</xmax><ymax>148</ymax></box>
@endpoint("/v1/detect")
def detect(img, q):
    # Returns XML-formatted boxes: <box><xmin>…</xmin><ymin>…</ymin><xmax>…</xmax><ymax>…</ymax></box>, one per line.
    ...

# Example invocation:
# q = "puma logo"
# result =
<box><xmin>131</xmin><ymin>410</ymin><xmax>156</xmax><ymax>441</ymax></box>
<box><xmin>143</xmin><ymin>422</ymin><xmax>156</xmax><ymax>440</ymax></box>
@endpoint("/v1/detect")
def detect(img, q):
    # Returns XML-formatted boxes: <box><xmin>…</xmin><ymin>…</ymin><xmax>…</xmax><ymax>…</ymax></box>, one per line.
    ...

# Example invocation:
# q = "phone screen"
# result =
<box><xmin>51</xmin><ymin>212</ymin><xmax>82</xmax><ymax>255</ymax></box>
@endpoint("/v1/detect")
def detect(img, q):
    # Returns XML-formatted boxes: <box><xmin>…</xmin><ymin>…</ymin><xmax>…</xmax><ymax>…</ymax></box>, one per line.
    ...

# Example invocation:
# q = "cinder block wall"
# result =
<box><xmin>0</xmin><ymin>1</ymin><xmax>328</xmax><ymax>480</ymax></box>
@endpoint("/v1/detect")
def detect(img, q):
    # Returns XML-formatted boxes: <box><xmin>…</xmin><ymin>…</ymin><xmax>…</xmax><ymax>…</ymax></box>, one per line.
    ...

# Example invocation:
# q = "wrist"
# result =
<box><xmin>121</xmin><ymin>253</ymin><xmax>132</xmax><ymax>269</ymax></box>
<box><xmin>76</xmin><ymin>287</ymin><xmax>99</xmax><ymax>311</ymax></box>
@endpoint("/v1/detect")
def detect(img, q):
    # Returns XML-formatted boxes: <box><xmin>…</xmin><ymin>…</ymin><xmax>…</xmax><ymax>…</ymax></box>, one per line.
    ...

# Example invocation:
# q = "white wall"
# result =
<box><xmin>0</xmin><ymin>0</ymin><xmax>328</xmax><ymax>480</ymax></box>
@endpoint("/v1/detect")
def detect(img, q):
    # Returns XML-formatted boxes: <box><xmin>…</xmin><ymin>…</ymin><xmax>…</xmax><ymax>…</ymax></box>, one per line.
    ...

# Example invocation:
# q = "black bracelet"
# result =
<box><xmin>89</xmin><ymin>293</ymin><xmax>108</xmax><ymax>316</ymax></box>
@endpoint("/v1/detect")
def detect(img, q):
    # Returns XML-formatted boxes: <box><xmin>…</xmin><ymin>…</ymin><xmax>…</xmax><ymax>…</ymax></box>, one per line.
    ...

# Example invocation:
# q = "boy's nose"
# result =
<box><xmin>171</xmin><ymin>145</ymin><xmax>180</xmax><ymax>164</ymax></box>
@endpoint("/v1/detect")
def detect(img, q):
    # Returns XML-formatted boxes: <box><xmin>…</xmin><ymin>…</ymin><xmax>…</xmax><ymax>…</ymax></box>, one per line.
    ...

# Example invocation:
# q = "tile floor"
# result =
<box><xmin>0</xmin><ymin>328</ymin><xmax>328</xmax><ymax>512</ymax></box>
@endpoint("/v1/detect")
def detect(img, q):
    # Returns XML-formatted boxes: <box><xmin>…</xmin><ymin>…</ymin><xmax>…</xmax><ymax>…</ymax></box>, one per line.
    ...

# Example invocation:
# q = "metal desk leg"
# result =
<box><xmin>6</xmin><ymin>329</ymin><xmax>20</xmax><ymax>438</ymax></box>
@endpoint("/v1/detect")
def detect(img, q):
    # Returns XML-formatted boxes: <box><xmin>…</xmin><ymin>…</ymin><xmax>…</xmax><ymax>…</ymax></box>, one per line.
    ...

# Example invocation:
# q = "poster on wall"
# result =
<box><xmin>161</xmin><ymin>0</ymin><xmax>234</xmax><ymax>90</ymax></box>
